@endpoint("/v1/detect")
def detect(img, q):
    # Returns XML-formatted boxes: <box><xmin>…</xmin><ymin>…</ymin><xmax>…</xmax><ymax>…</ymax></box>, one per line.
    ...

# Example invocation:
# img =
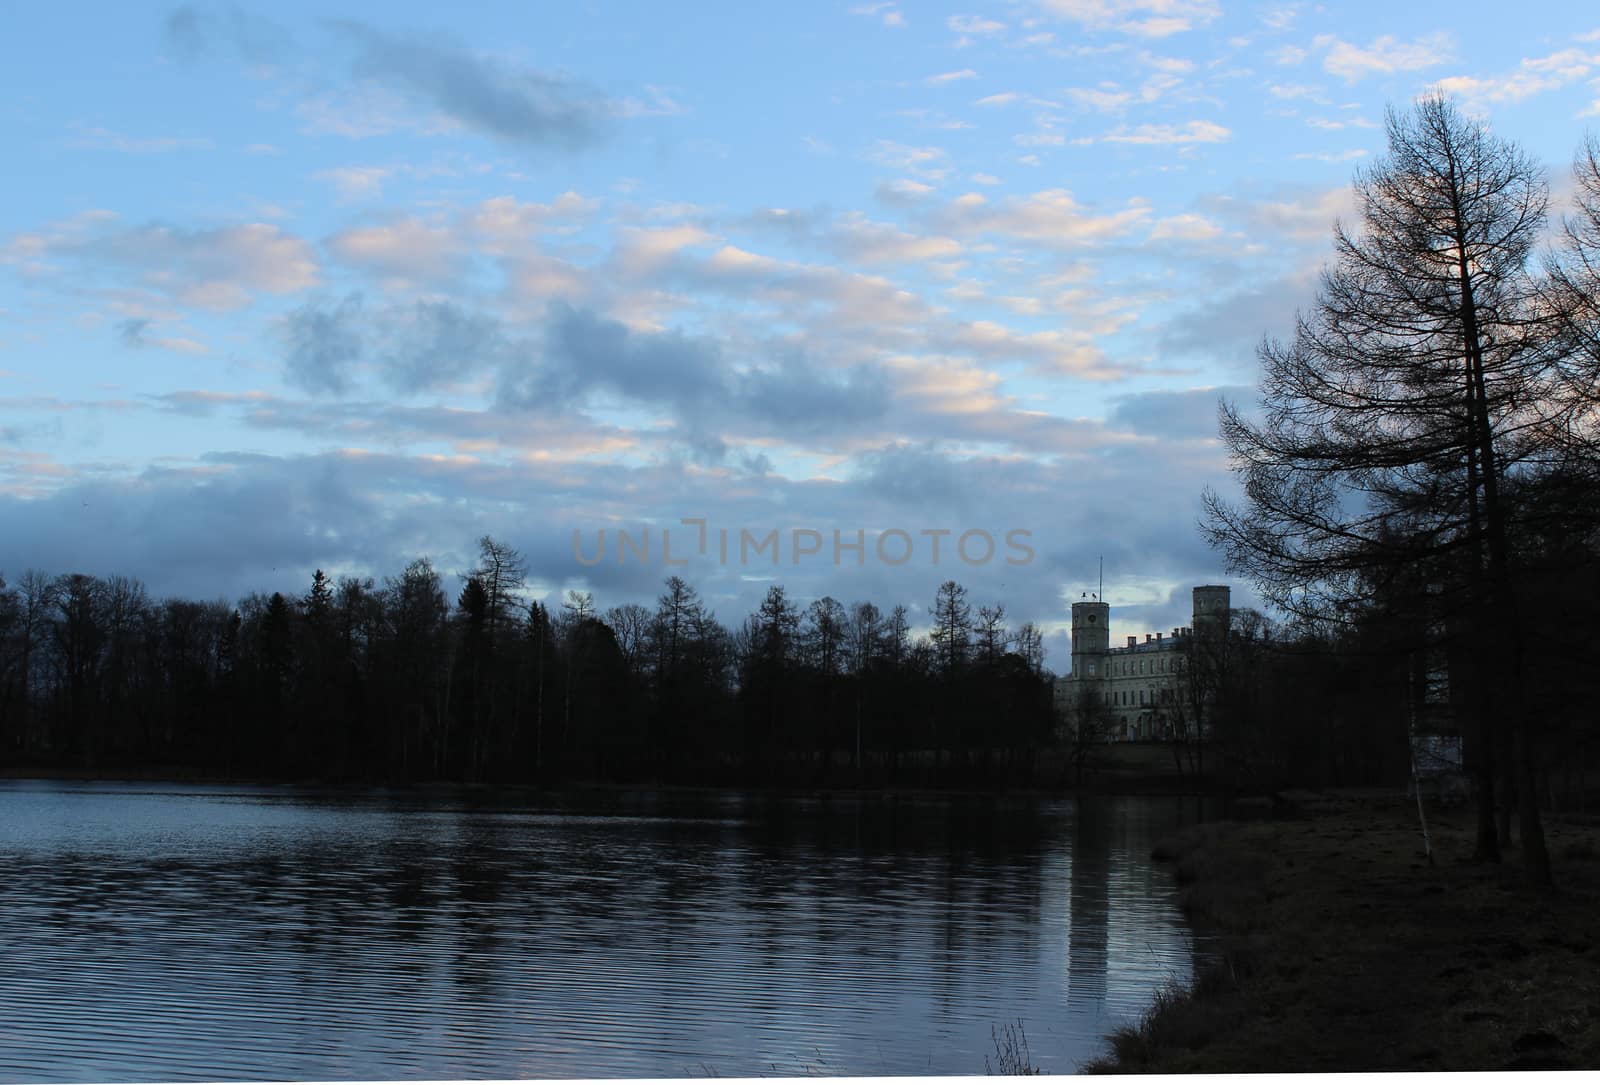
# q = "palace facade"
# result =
<box><xmin>1053</xmin><ymin>585</ymin><xmax>1231</xmax><ymax>741</ymax></box>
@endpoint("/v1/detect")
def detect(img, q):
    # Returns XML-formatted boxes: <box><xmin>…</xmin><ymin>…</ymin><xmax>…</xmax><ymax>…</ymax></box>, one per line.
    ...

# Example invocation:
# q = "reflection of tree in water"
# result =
<box><xmin>2</xmin><ymin>786</ymin><xmax>1206</xmax><ymax>1079</ymax></box>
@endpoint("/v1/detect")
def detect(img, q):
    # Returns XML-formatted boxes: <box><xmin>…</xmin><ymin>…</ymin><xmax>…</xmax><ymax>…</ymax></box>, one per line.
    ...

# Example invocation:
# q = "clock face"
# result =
<box><xmin>1087</xmin><ymin>613</ymin><xmax>1097</xmax><ymax>623</ymax></box>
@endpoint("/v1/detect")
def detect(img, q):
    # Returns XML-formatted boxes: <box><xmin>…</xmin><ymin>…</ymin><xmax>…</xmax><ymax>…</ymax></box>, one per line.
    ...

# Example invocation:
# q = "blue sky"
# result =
<box><xmin>3</xmin><ymin>1</ymin><xmax>1598</xmax><ymax>667</ymax></box>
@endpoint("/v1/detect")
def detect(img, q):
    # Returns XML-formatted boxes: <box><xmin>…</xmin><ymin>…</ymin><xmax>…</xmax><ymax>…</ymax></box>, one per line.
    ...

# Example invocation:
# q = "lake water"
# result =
<box><xmin>0</xmin><ymin>781</ymin><xmax>1209</xmax><ymax>1080</ymax></box>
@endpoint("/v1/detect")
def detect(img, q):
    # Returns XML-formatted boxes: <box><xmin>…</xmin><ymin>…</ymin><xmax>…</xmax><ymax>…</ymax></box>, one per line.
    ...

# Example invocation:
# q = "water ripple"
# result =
<box><xmin>0</xmin><ymin>782</ymin><xmax>1207</xmax><ymax>1080</ymax></box>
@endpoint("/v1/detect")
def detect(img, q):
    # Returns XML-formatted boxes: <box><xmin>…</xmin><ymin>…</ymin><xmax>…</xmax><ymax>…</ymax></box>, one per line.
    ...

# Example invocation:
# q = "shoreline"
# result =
<box><xmin>1085</xmin><ymin>789</ymin><xmax>1600</xmax><ymax>1073</ymax></box>
<box><xmin>0</xmin><ymin>746</ymin><xmax>1230</xmax><ymax>800</ymax></box>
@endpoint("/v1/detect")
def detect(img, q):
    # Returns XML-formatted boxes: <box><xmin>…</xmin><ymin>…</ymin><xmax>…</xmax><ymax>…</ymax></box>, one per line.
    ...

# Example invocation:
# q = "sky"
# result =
<box><xmin>3</xmin><ymin>1</ymin><xmax>1599</xmax><ymax>669</ymax></box>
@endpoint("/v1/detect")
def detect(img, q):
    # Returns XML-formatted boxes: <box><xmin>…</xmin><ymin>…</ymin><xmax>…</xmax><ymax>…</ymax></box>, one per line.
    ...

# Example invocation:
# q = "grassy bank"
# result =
<box><xmin>1088</xmin><ymin>790</ymin><xmax>1600</xmax><ymax>1073</ymax></box>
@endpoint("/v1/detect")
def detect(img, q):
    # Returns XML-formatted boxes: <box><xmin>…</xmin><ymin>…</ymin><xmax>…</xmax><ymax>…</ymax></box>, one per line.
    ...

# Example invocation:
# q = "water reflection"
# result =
<box><xmin>0</xmin><ymin>781</ymin><xmax>1206</xmax><ymax>1080</ymax></box>
<box><xmin>1068</xmin><ymin>796</ymin><xmax>1112</xmax><ymax>1011</ymax></box>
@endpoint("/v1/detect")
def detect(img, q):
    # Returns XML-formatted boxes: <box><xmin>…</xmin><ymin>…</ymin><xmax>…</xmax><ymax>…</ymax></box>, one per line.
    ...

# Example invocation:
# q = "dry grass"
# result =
<box><xmin>1087</xmin><ymin>793</ymin><xmax>1600</xmax><ymax>1073</ymax></box>
<box><xmin>985</xmin><ymin>1020</ymin><xmax>1041</xmax><ymax>1075</ymax></box>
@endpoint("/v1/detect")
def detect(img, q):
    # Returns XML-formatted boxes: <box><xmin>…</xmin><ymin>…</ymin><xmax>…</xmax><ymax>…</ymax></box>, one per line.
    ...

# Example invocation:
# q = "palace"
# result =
<box><xmin>1053</xmin><ymin>585</ymin><xmax>1231</xmax><ymax>742</ymax></box>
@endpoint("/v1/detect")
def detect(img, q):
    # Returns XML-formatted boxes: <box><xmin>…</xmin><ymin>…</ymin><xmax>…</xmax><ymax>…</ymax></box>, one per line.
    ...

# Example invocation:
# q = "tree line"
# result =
<box><xmin>0</xmin><ymin>545</ymin><xmax>1054</xmax><ymax>787</ymax></box>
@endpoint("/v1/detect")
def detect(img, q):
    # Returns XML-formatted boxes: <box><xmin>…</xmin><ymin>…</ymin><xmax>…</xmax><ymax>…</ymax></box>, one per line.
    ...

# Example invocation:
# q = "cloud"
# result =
<box><xmin>1036</xmin><ymin>0</ymin><xmax>1221</xmax><ymax>38</ymax></box>
<box><xmin>616</xmin><ymin>85</ymin><xmax>688</xmax><ymax>119</ymax></box>
<box><xmin>67</xmin><ymin>126</ymin><xmax>212</xmax><ymax>153</ymax></box>
<box><xmin>855</xmin><ymin>441</ymin><xmax>972</xmax><ymax>508</ymax></box>
<box><xmin>1138</xmin><ymin>50</ymin><xmax>1195</xmax><ymax>74</ymax></box>
<box><xmin>1198</xmin><ymin>184</ymin><xmax>1354</xmax><ymax>244</ymax></box>
<box><xmin>281</xmin><ymin>293</ymin><xmax>365</xmax><ymax>394</ymax></box>
<box><xmin>851</xmin><ymin>2</ymin><xmax>907</xmax><ymax>27</ymax></box>
<box><xmin>926</xmin><ymin>69</ymin><xmax>979</xmax><ymax>85</ymax></box>
<box><xmin>830</xmin><ymin>216</ymin><xmax>963</xmax><ymax>264</ymax></box>
<box><xmin>325</xmin><ymin>216</ymin><xmax>460</xmax><ymax>283</ymax></box>
<box><xmin>611</xmin><ymin>224</ymin><xmax>719</xmax><ymax>278</ymax></box>
<box><xmin>1148</xmin><ymin>213</ymin><xmax>1224</xmax><ymax>241</ymax></box>
<box><xmin>1305</xmin><ymin>115</ymin><xmax>1377</xmax><ymax>131</ymax></box>
<box><xmin>382</xmin><ymin>301</ymin><xmax>508</xmax><ymax>393</ymax></box>
<box><xmin>278</xmin><ymin>296</ymin><xmax>515</xmax><ymax>395</ymax></box>
<box><xmin>504</xmin><ymin>252</ymin><xmax>593</xmax><ymax>308</ymax></box>
<box><xmin>1293</xmin><ymin>148</ymin><xmax>1368</xmax><ymax>163</ymax></box>
<box><xmin>1316</xmin><ymin>32</ymin><xmax>1453</xmax><ymax>83</ymax></box>
<box><xmin>0</xmin><ymin>450</ymin><xmax>489</xmax><ymax>604</ymax></box>
<box><xmin>0</xmin><ymin>380</ymin><xmax>1244</xmax><ymax>657</ymax></box>
<box><xmin>746</xmin><ymin>209</ymin><xmax>961</xmax><ymax>266</ymax></box>
<box><xmin>932</xmin><ymin>321</ymin><xmax>1122</xmax><ymax>379</ymax></box>
<box><xmin>467</xmin><ymin>192</ymin><xmax>597</xmax><ymax>251</ymax></box>
<box><xmin>315</xmin><ymin>166</ymin><xmax>392</xmax><ymax>201</ymax></box>
<box><xmin>875</xmin><ymin>179</ymin><xmax>936</xmax><ymax>205</ymax></box>
<box><xmin>1156</xmin><ymin>265</ymin><xmax>1320</xmax><ymax>366</ymax></box>
<box><xmin>0</xmin><ymin>437</ymin><xmax>1237</xmax><ymax>659</ymax></box>
<box><xmin>1261</xmin><ymin>5</ymin><xmax>1300</xmax><ymax>31</ymax></box>
<box><xmin>1100</xmin><ymin>119</ymin><xmax>1229</xmax><ymax>144</ymax></box>
<box><xmin>115</xmin><ymin>317</ymin><xmax>208</xmax><ymax>355</ymax></box>
<box><xmin>935</xmin><ymin>188</ymin><xmax>1151</xmax><ymax>246</ymax></box>
<box><xmin>327</xmin><ymin>21</ymin><xmax>613</xmax><ymax>149</ymax></box>
<box><xmin>152</xmin><ymin>390</ymin><xmax>636</xmax><ymax>461</ymax></box>
<box><xmin>117</xmin><ymin>318</ymin><xmax>151</xmax><ymax>349</ymax></box>
<box><xmin>497</xmin><ymin>302</ymin><xmax>891</xmax><ymax>441</ymax></box>
<box><xmin>1429</xmin><ymin>48</ymin><xmax>1599</xmax><ymax>107</ymax></box>
<box><xmin>163</xmin><ymin>4</ymin><xmax>294</xmax><ymax>66</ymax></box>
<box><xmin>1268</xmin><ymin>83</ymin><xmax>1320</xmax><ymax>99</ymax></box>
<box><xmin>668</xmin><ymin>242</ymin><xmax>933</xmax><ymax>339</ymax></box>
<box><xmin>1067</xmin><ymin>85</ymin><xmax>1134</xmax><ymax>112</ymax></box>
<box><xmin>1106</xmin><ymin>385</ymin><xmax>1252</xmax><ymax>439</ymax></box>
<box><xmin>948</xmin><ymin>14</ymin><xmax>1006</xmax><ymax>35</ymax></box>
<box><xmin>867</xmin><ymin>140</ymin><xmax>951</xmax><ymax>180</ymax></box>
<box><xmin>16</xmin><ymin>216</ymin><xmax>319</xmax><ymax>309</ymax></box>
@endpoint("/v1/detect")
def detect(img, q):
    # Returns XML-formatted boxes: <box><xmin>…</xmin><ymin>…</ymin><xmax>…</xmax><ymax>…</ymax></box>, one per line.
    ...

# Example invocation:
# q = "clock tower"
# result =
<box><xmin>1070</xmin><ymin>597</ymin><xmax>1110</xmax><ymax>681</ymax></box>
<box><xmin>1192</xmin><ymin>585</ymin><xmax>1231</xmax><ymax>638</ymax></box>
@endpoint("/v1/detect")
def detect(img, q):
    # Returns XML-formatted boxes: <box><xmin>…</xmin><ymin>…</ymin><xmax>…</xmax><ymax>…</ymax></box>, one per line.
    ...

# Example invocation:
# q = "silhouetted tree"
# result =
<box><xmin>1204</xmin><ymin>97</ymin><xmax>1555</xmax><ymax>882</ymax></box>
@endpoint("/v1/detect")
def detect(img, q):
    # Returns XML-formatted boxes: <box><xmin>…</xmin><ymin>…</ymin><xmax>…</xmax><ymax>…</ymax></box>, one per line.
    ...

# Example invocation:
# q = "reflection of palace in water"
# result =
<box><xmin>1063</xmin><ymin>798</ymin><xmax>1199</xmax><ymax>1022</ymax></box>
<box><xmin>1066</xmin><ymin>799</ymin><xmax>1110</xmax><ymax>1008</ymax></box>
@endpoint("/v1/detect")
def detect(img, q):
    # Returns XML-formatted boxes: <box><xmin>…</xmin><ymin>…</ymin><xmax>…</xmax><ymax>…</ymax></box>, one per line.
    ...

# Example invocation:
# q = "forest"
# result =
<box><xmin>0</xmin><ymin>552</ymin><xmax>1059</xmax><ymax>787</ymax></box>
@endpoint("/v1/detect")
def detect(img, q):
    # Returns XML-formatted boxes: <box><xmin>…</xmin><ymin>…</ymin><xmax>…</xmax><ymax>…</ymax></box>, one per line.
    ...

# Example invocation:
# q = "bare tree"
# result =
<box><xmin>882</xmin><ymin>605</ymin><xmax>910</xmax><ymax>668</ymax></box>
<box><xmin>846</xmin><ymin>601</ymin><xmax>882</xmax><ymax>677</ymax></box>
<box><xmin>929</xmin><ymin>580</ymin><xmax>971</xmax><ymax>676</ymax></box>
<box><xmin>654</xmin><ymin>575</ymin><xmax>703</xmax><ymax>679</ymax></box>
<box><xmin>1063</xmin><ymin>684</ymin><xmax>1113</xmax><ymax>787</ymax></box>
<box><xmin>1542</xmin><ymin>136</ymin><xmax>1600</xmax><ymax>487</ymax></box>
<box><xmin>1204</xmin><ymin>97</ymin><xmax>1554</xmax><ymax>882</ymax></box>
<box><xmin>803</xmin><ymin>596</ymin><xmax>847</xmax><ymax>678</ymax></box>
<box><xmin>974</xmin><ymin>604</ymin><xmax>1010</xmax><ymax>667</ymax></box>
<box><xmin>471</xmin><ymin>535</ymin><xmax>527</xmax><ymax>645</ymax></box>
<box><xmin>604</xmin><ymin>602</ymin><xmax>653</xmax><ymax>680</ymax></box>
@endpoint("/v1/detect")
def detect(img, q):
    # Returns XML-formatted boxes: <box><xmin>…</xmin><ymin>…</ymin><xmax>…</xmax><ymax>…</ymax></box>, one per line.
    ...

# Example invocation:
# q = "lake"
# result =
<box><xmin>0</xmin><ymin>781</ymin><xmax>1209</xmax><ymax>1079</ymax></box>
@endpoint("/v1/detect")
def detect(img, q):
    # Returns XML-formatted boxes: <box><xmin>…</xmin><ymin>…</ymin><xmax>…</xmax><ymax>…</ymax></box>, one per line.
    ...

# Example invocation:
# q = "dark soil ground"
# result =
<box><xmin>1087</xmin><ymin>789</ymin><xmax>1600</xmax><ymax>1073</ymax></box>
